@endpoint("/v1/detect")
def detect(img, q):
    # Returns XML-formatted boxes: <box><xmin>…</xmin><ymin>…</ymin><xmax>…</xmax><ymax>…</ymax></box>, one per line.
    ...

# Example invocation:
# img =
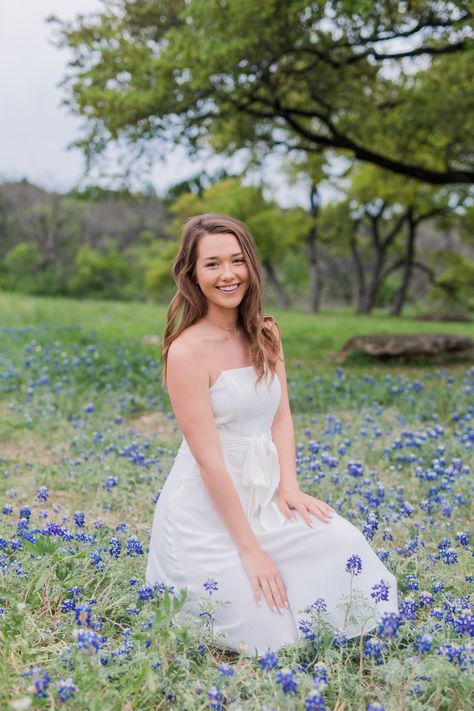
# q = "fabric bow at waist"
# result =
<box><xmin>217</xmin><ymin>429</ymin><xmax>287</xmax><ymax>531</ymax></box>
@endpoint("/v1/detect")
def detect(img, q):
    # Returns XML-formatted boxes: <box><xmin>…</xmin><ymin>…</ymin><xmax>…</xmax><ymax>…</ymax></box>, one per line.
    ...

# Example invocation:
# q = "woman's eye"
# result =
<box><xmin>206</xmin><ymin>259</ymin><xmax>244</xmax><ymax>268</ymax></box>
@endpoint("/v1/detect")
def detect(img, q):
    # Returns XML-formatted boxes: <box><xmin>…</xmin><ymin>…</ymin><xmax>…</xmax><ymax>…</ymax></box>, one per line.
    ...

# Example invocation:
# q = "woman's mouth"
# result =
<box><xmin>216</xmin><ymin>284</ymin><xmax>240</xmax><ymax>293</ymax></box>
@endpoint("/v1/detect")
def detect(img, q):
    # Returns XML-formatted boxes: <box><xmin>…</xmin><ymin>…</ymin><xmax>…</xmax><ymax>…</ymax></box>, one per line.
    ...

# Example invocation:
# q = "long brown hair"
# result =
<box><xmin>161</xmin><ymin>213</ymin><xmax>281</xmax><ymax>388</ymax></box>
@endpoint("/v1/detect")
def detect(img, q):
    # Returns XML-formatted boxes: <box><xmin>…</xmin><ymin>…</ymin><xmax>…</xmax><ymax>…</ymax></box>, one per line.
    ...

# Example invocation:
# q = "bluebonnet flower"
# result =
<box><xmin>451</xmin><ymin>608</ymin><xmax>473</xmax><ymax>637</ymax></box>
<box><xmin>19</xmin><ymin>506</ymin><xmax>31</xmax><ymax>521</ymax></box>
<box><xmin>346</xmin><ymin>554</ymin><xmax>362</xmax><ymax>575</ymax></box>
<box><xmin>258</xmin><ymin>651</ymin><xmax>279</xmax><ymax>670</ymax></box>
<box><xmin>371</xmin><ymin>579</ymin><xmax>390</xmax><ymax>603</ymax></box>
<box><xmin>3</xmin><ymin>504</ymin><xmax>13</xmax><ymax>515</ymax></box>
<box><xmin>276</xmin><ymin>668</ymin><xmax>298</xmax><ymax>694</ymax></box>
<box><xmin>363</xmin><ymin>512</ymin><xmax>378</xmax><ymax>540</ymax></box>
<box><xmin>138</xmin><ymin>585</ymin><xmax>154</xmax><ymax>601</ymax></box>
<box><xmin>414</xmin><ymin>633</ymin><xmax>433</xmax><ymax>653</ymax></box>
<box><xmin>74</xmin><ymin>511</ymin><xmax>85</xmax><ymax>528</ymax></box>
<box><xmin>217</xmin><ymin>663</ymin><xmax>234</xmax><ymax>676</ymax></box>
<box><xmin>305</xmin><ymin>690</ymin><xmax>326</xmax><ymax>710</ymax></box>
<box><xmin>298</xmin><ymin>618</ymin><xmax>316</xmax><ymax>643</ymax></box>
<box><xmin>76</xmin><ymin>629</ymin><xmax>101</xmax><ymax>652</ymax></box>
<box><xmin>419</xmin><ymin>591</ymin><xmax>435</xmax><ymax>607</ymax></box>
<box><xmin>440</xmin><ymin>548</ymin><xmax>458</xmax><ymax>565</ymax></box>
<box><xmin>313</xmin><ymin>662</ymin><xmax>327</xmax><ymax>688</ymax></box>
<box><xmin>364</xmin><ymin>637</ymin><xmax>386</xmax><ymax>663</ymax></box>
<box><xmin>56</xmin><ymin>677</ymin><xmax>76</xmax><ymax>703</ymax></box>
<box><xmin>116</xmin><ymin>521</ymin><xmax>127</xmax><ymax>533</ymax></box>
<box><xmin>23</xmin><ymin>667</ymin><xmax>51</xmax><ymax>698</ymax></box>
<box><xmin>203</xmin><ymin>577</ymin><xmax>219</xmax><ymax>594</ymax></box>
<box><xmin>400</xmin><ymin>598</ymin><xmax>418</xmax><ymax>621</ymax></box>
<box><xmin>378</xmin><ymin>612</ymin><xmax>401</xmax><ymax>638</ymax></box>
<box><xmin>454</xmin><ymin>531</ymin><xmax>470</xmax><ymax>547</ymax></box>
<box><xmin>367</xmin><ymin>704</ymin><xmax>385</xmax><ymax>711</ymax></box>
<box><xmin>90</xmin><ymin>551</ymin><xmax>104</xmax><ymax>570</ymax></box>
<box><xmin>404</xmin><ymin>574</ymin><xmax>419</xmax><ymax>591</ymax></box>
<box><xmin>308</xmin><ymin>598</ymin><xmax>328</xmax><ymax>613</ymax></box>
<box><xmin>207</xmin><ymin>686</ymin><xmax>225</xmax><ymax>710</ymax></box>
<box><xmin>74</xmin><ymin>603</ymin><xmax>92</xmax><ymax>627</ymax></box>
<box><xmin>84</xmin><ymin>403</ymin><xmax>94</xmax><ymax>413</ymax></box>
<box><xmin>432</xmin><ymin>581</ymin><xmax>445</xmax><ymax>594</ymax></box>
<box><xmin>37</xmin><ymin>486</ymin><xmax>49</xmax><ymax>502</ymax></box>
<box><xmin>347</xmin><ymin>461</ymin><xmax>363</xmax><ymax>477</ymax></box>
<box><xmin>126</xmin><ymin>536</ymin><xmax>143</xmax><ymax>556</ymax></box>
<box><xmin>109</xmin><ymin>537</ymin><xmax>121</xmax><ymax>559</ymax></box>
<box><xmin>104</xmin><ymin>476</ymin><xmax>118</xmax><ymax>491</ymax></box>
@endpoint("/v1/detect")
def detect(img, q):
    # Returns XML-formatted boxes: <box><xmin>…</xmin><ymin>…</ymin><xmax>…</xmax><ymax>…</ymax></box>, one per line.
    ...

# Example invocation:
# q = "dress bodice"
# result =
<box><xmin>209</xmin><ymin>365</ymin><xmax>281</xmax><ymax>436</ymax></box>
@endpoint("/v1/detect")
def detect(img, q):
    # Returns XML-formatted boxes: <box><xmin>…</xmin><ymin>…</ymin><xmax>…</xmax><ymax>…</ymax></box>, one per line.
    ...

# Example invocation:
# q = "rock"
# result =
<box><xmin>335</xmin><ymin>333</ymin><xmax>474</xmax><ymax>362</ymax></box>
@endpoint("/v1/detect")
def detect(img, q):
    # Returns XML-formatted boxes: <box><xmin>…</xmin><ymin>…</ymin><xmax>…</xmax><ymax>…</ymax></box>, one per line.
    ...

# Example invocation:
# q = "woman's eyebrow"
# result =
<box><xmin>203</xmin><ymin>252</ymin><xmax>243</xmax><ymax>260</ymax></box>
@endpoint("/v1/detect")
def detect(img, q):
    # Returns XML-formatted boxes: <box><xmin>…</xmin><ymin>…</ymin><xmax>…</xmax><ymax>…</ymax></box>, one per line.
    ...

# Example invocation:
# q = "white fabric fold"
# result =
<box><xmin>218</xmin><ymin>429</ymin><xmax>287</xmax><ymax>531</ymax></box>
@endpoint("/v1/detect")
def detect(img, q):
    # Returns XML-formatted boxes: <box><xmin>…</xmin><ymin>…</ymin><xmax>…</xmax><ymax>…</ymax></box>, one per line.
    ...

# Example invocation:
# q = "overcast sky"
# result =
<box><xmin>0</xmin><ymin>0</ymin><xmax>311</xmax><ymax>206</ymax></box>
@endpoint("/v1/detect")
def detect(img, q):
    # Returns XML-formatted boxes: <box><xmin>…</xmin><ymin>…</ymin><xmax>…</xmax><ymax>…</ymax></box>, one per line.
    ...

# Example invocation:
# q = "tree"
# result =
<box><xmin>51</xmin><ymin>1</ymin><xmax>474</xmax><ymax>185</ymax></box>
<box><xmin>319</xmin><ymin>164</ymin><xmax>460</xmax><ymax>313</ymax></box>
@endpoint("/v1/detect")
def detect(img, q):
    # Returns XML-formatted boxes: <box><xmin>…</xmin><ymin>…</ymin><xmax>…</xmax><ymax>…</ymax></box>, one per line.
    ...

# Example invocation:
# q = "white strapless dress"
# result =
<box><xmin>146</xmin><ymin>366</ymin><xmax>399</xmax><ymax>656</ymax></box>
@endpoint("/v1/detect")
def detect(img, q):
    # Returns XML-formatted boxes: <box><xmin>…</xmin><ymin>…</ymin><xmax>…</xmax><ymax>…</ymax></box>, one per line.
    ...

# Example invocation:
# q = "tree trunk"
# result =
<box><xmin>350</xmin><ymin>236</ymin><xmax>367</xmax><ymax>313</ymax></box>
<box><xmin>263</xmin><ymin>261</ymin><xmax>291</xmax><ymax>308</ymax></box>
<box><xmin>308</xmin><ymin>183</ymin><xmax>321</xmax><ymax>312</ymax></box>
<box><xmin>390</xmin><ymin>210</ymin><xmax>417</xmax><ymax>316</ymax></box>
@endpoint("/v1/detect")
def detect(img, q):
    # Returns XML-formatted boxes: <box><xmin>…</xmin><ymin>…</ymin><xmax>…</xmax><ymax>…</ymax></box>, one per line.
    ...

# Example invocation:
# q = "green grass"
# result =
<box><xmin>1</xmin><ymin>291</ymin><xmax>472</xmax><ymax>374</ymax></box>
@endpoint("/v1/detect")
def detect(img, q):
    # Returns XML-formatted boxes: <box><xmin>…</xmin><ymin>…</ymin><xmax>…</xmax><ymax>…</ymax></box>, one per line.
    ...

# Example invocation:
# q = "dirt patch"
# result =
<box><xmin>125</xmin><ymin>411</ymin><xmax>178</xmax><ymax>442</ymax></box>
<box><xmin>0</xmin><ymin>434</ymin><xmax>70</xmax><ymax>466</ymax></box>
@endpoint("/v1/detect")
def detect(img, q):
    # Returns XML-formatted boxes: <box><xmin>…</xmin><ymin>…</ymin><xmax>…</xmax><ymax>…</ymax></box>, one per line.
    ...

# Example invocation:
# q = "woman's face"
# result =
<box><xmin>195</xmin><ymin>232</ymin><xmax>250</xmax><ymax>311</ymax></box>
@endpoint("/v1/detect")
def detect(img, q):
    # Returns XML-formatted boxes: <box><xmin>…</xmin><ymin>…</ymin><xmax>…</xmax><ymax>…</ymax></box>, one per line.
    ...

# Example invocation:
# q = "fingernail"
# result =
<box><xmin>284</xmin><ymin>601</ymin><xmax>289</xmax><ymax>608</ymax></box>
<box><xmin>278</xmin><ymin>607</ymin><xmax>284</xmax><ymax>615</ymax></box>
<box><xmin>257</xmin><ymin>600</ymin><xmax>262</xmax><ymax>606</ymax></box>
<box><xmin>272</xmin><ymin>605</ymin><xmax>277</xmax><ymax>613</ymax></box>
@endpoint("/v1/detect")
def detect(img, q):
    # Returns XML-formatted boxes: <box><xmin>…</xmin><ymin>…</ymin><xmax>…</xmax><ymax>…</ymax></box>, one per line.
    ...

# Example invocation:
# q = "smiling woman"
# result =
<box><xmin>145</xmin><ymin>213</ymin><xmax>399</xmax><ymax>657</ymax></box>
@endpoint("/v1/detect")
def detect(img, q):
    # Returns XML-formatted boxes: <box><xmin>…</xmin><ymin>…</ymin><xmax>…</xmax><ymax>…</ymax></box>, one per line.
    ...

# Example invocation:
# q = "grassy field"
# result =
<box><xmin>0</xmin><ymin>291</ymin><xmax>472</xmax><ymax>710</ymax></box>
<box><xmin>1</xmin><ymin>291</ymin><xmax>473</xmax><ymax>372</ymax></box>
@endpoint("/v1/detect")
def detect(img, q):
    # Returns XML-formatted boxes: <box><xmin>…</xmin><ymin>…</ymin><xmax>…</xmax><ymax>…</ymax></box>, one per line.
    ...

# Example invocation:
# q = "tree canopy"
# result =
<box><xmin>51</xmin><ymin>1</ymin><xmax>474</xmax><ymax>184</ymax></box>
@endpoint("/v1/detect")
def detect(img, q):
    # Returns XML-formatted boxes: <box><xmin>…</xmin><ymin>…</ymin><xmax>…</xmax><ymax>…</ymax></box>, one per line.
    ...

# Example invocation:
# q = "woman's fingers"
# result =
<box><xmin>296</xmin><ymin>504</ymin><xmax>313</xmax><ymax>527</ymax></box>
<box><xmin>311</xmin><ymin>503</ymin><xmax>334</xmax><ymax>523</ymax></box>
<box><xmin>279</xmin><ymin>500</ymin><xmax>294</xmax><ymax>521</ymax></box>
<box><xmin>258</xmin><ymin>574</ymin><xmax>287</xmax><ymax>613</ymax></box>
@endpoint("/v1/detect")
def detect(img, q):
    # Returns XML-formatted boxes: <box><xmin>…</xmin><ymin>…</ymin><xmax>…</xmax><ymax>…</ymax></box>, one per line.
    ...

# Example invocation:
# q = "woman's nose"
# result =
<box><xmin>221</xmin><ymin>263</ymin><xmax>235</xmax><ymax>278</ymax></box>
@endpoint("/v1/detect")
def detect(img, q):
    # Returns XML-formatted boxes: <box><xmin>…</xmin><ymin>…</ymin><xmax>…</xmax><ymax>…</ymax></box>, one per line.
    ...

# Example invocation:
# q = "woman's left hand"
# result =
<box><xmin>278</xmin><ymin>486</ymin><xmax>336</xmax><ymax>527</ymax></box>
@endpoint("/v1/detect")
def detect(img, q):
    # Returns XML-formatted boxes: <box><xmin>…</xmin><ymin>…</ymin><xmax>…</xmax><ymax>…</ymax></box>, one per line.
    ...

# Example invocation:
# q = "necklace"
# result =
<box><xmin>204</xmin><ymin>317</ymin><xmax>238</xmax><ymax>336</ymax></box>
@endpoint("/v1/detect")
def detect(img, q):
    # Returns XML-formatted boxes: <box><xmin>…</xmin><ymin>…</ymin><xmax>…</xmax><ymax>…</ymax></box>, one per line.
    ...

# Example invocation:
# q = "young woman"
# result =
<box><xmin>146</xmin><ymin>213</ymin><xmax>398</xmax><ymax>657</ymax></box>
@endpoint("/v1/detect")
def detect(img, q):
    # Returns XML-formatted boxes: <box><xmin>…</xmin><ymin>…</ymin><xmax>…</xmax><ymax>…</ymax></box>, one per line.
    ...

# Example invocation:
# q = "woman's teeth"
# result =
<box><xmin>217</xmin><ymin>284</ymin><xmax>239</xmax><ymax>292</ymax></box>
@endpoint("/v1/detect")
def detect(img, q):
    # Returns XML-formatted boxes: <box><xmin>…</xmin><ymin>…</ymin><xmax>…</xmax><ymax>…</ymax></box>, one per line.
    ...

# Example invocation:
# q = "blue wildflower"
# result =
<box><xmin>371</xmin><ymin>579</ymin><xmax>390</xmax><ymax>603</ymax></box>
<box><xmin>345</xmin><ymin>554</ymin><xmax>362</xmax><ymax>575</ymax></box>
<box><xmin>56</xmin><ymin>677</ymin><xmax>76</xmax><ymax>703</ymax></box>
<box><xmin>305</xmin><ymin>690</ymin><xmax>327</xmax><ymax>710</ymax></box>
<box><xmin>258</xmin><ymin>651</ymin><xmax>279</xmax><ymax>670</ymax></box>
<box><xmin>276</xmin><ymin>667</ymin><xmax>298</xmax><ymax>694</ymax></box>
<box><xmin>203</xmin><ymin>577</ymin><xmax>219</xmax><ymax>594</ymax></box>
<box><xmin>217</xmin><ymin>662</ymin><xmax>234</xmax><ymax>676</ymax></box>
<box><xmin>126</xmin><ymin>536</ymin><xmax>143</xmax><ymax>556</ymax></box>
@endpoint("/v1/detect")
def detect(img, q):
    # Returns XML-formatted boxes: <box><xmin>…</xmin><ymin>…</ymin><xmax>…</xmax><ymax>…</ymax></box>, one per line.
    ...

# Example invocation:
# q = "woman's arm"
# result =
<box><xmin>166</xmin><ymin>338</ymin><xmax>259</xmax><ymax>553</ymax></box>
<box><xmin>166</xmin><ymin>336</ymin><xmax>291</xmax><ymax>614</ymax></box>
<box><xmin>269</xmin><ymin>321</ymin><xmax>336</xmax><ymax>526</ymax></box>
<box><xmin>269</xmin><ymin>322</ymin><xmax>299</xmax><ymax>494</ymax></box>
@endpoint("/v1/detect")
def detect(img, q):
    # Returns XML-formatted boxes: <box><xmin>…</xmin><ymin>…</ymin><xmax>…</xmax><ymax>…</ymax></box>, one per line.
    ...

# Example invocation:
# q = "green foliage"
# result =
<box><xmin>68</xmin><ymin>243</ymin><xmax>129</xmax><ymax>298</ymax></box>
<box><xmin>51</xmin><ymin>0</ymin><xmax>474</xmax><ymax>185</ymax></box>
<box><xmin>430</xmin><ymin>251</ymin><xmax>474</xmax><ymax>312</ymax></box>
<box><xmin>3</xmin><ymin>242</ymin><xmax>44</xmax><ymax>293</ymax></box>
<box><xmin>170</xmin><ymin>177</ymin><xmax>311</xmax><ymax>263</ymax></box>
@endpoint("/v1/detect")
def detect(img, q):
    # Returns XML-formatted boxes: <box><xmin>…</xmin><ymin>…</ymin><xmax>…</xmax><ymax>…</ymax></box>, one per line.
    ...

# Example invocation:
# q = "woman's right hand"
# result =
<box><xmin>239</xmin><ymin>546</ymin><xmax>288</xmax><ymax>614</ymax></box>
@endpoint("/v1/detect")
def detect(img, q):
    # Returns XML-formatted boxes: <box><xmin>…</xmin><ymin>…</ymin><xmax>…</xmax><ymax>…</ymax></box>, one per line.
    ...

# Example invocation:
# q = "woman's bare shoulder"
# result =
<box><xmin>167</xmin><ymin>322</ymin><xmax>211</xmax><ymax>365</ymax></box>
